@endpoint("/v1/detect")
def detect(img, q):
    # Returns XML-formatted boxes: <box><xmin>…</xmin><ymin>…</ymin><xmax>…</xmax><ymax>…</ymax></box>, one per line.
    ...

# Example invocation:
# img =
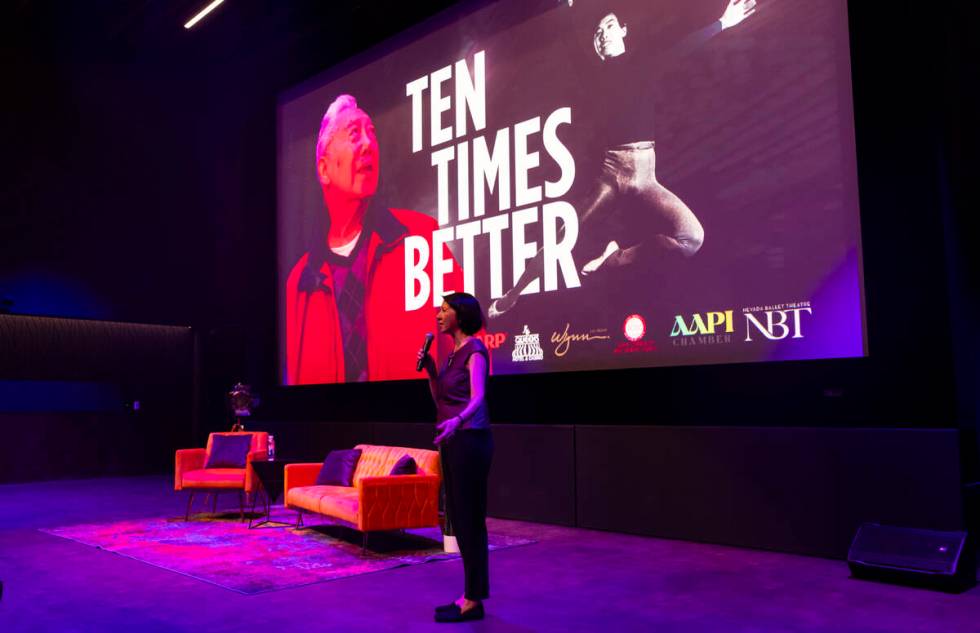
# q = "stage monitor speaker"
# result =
<box><xmin>847</xmin><ymin>523</ymin><xmax>975</xmax><ymax>592</ymax></box>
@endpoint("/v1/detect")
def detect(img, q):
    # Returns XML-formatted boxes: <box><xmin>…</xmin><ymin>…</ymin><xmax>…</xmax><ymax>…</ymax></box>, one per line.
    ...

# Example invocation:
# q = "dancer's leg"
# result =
<box><xmin>489</xmin><ymin>181</ymin><xmax>617</xmax><ymax>317</ymax></box>
<box><xmin>630</xmin><ymin>179</ymin><xmax>704</xmax><ymax>257</ymax></box>
<box><xmin>598</xmin><ymin>143</ymin><xmax>703</xmax><ymax>269</ymax></box>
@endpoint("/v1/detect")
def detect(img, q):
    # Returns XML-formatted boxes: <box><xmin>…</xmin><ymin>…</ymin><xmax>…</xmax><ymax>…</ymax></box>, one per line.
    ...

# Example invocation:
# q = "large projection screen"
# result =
<box><xmin>278</xmin><ymin>0</ymin><xmax>865</xmax><ymax>385</ymax></box>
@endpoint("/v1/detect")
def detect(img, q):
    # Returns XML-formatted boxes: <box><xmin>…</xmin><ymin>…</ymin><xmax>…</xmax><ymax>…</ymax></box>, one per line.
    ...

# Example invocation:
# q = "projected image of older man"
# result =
<box><xmin>285</xmin><ymin>95</ymin><xmax>462</xmax><ymax>384</ymax></box>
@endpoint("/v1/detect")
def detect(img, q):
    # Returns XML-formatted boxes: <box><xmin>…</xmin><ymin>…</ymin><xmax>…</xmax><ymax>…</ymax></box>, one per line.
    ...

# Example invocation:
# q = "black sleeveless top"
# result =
<box><xmin>435</xmin><ymin>338</ymin><xmax>490</xmax><ymax>430</ymax></box>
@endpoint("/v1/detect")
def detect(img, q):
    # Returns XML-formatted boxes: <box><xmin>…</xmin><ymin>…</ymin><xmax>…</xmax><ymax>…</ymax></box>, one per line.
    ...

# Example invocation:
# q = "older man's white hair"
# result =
<box><xmin>315</xmin><ymin>94</ymin><xmax>361</xmax><ymax>164</ymax></box>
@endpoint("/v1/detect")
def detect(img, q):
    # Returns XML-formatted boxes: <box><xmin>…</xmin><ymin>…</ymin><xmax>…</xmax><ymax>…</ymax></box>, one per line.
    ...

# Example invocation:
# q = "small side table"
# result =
<box><xmin>249</xmin><ymin>459</ymin><xmax>290</xmax><ymax>529</ymax></box>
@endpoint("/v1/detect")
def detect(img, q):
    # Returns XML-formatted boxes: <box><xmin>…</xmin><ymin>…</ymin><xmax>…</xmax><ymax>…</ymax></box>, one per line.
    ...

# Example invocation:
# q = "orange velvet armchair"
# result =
<box><xmin>175</xmin><ymin>431</ymin><xmax>269</xmax><ymax>520</ymax></box>
<box><xmin>284</xmin><ymin>444</ymin><xmax>442</xmax><ymax>547</ymax></box>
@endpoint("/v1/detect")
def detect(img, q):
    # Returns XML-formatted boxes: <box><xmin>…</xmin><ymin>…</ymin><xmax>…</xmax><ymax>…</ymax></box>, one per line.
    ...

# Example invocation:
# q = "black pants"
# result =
<box><xmin>441</xmin><ymin>428</ymin><xmax>494</xmax><ymax>600</ymax></box>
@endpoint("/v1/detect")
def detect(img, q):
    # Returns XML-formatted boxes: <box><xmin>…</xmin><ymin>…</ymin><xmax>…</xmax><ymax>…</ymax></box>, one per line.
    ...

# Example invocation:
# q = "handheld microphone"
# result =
<box><xmin>416</xmin><ymin>332</ymin><xmax>435</xmax><ymax>372</ymax></box>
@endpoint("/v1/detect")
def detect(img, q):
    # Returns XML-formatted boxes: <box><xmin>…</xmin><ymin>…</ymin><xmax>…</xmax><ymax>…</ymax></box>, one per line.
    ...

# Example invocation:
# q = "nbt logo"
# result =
<box><xmin>672</xmin><ymin>308</ymin><xmax>812</xmax><ymax>341</ymax></box>
<box><xmin>744</xmin><ymin>307</ymin><xmax>812</xmax><ymax>341</ymax></box>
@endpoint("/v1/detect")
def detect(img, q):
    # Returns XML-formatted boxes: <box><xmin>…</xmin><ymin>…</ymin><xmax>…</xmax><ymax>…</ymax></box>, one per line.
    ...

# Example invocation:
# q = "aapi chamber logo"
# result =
<box><xmin>670</xmin><ymin>310</ymin><xmax>735</xmax><ymax>347</ymax></box>
<box><xmin>614</xmin><ymin>314</ymin><xmax>655</xmax><ymax>353</ymax></box>
<box><xmin>512</xmin><ymin>325</ymin><xmax>544</xmax><ymax>362</ymax></box>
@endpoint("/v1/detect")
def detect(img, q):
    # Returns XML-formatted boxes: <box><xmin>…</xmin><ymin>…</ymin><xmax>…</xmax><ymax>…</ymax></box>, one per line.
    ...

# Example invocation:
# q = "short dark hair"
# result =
<box><xmin>443</xmin><ymin>292</ymin><xmax>484</xmax><ymax>335</ymax></box>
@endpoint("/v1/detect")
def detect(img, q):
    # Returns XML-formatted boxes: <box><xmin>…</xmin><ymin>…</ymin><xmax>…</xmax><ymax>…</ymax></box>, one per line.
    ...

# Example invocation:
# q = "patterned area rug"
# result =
<box><xmin>42</xmin><ymin>511</ymin><xmax>534</xmax><ymax>594</ymax></box>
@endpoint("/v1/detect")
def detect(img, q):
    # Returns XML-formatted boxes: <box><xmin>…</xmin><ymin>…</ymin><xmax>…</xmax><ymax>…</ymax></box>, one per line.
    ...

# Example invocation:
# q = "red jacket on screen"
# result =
<box><xmin>285</xmin><ymin>208</ymin><xmax>461</xmax><ymax>385</ymax></box>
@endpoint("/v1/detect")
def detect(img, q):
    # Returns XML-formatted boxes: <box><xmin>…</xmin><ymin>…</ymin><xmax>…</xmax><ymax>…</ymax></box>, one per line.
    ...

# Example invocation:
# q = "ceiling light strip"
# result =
<box><xmin>184</xmin><ymin>0</ymin><xmax>226</xmax><ymax>29</ymax></box>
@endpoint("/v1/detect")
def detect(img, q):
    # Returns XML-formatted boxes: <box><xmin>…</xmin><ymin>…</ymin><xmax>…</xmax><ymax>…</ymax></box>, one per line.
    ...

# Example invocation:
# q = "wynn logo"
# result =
<box><xmin>743</xmin><ymin>303</ymin><xmax>812</xmax><ymax>341</ymax></box>
<box><xmin>551</xmin><ymin>323</ymin><xmax>610</xmax><ymax>357</ymax></box>
<box><xmin>512</xmin><ymin>325</ymin><xmax>544</xmax><ymax>362</ymax></box>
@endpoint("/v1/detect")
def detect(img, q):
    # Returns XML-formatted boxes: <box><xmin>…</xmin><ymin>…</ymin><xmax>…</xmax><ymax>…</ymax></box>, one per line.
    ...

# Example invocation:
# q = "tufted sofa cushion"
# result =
<box><xmin>351</xmin><ymin>444</ymin><xmax>441</xmax><ymax>486</ymax></box>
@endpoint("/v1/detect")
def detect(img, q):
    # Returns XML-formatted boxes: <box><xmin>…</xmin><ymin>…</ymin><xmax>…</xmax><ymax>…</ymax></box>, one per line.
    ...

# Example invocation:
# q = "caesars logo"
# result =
<box><xmin>742</xmin><ymin>302</ymin><xmax>812</xmax><ymax>341</ymax></box>
<box><xmin>670</xmin><ymin>310</ymin><xmax>734</xmax><ymax>346</ymax></box>
<box><xmin>614</xmin><ymin>314</ymin><xmax>655</xmax><ymax>354</ymax></box>
<box><xmin>512</xmin><ymin>325</ymin><xmax>544</xmax><ymax>362</ymax></box>
<box><xmin>550</xmin><ymin>323</ymin><xmax>611</xmax><ymax>357</ymax></box>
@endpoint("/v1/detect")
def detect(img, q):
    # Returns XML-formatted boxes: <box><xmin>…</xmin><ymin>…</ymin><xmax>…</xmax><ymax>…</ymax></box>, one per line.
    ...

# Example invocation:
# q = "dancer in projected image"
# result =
<box><xmin>285</xmin><ymin>95</ymin><xmax>461</xmax><ymax>384</ymax></box>
<box><xmin>489</xmin><ymin>0</ymin><xmax>757</xmax><ymax>318</ymax></box>
<box><xmin>418</xmin><ymin>293</ymin><xmax>493</xmax><ymax>623</ymax></box>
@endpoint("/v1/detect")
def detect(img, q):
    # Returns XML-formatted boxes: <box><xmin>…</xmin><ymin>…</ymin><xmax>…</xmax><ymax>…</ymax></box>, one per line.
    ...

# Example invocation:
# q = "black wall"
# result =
<box><xmin>0</xmin><ymin>315</ymin><xmax>195</xmax><ymax>483</ymax></box>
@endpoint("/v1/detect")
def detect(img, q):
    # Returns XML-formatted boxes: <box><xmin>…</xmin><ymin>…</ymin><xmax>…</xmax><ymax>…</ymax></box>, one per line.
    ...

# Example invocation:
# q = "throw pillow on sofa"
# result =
<box><xmin>316</xmin><ymin>449</ymin><xmax>363</xmax><ymax>486</ymax></box>
<box><xmin>205</xmin><ymin>434</ymin><xmax>253</xmax><ymax>468</ymax></box>
<box><xmin>389</xmin><ymin>454</ymin><xmax>418</xmax><ymax>475</ymax></box>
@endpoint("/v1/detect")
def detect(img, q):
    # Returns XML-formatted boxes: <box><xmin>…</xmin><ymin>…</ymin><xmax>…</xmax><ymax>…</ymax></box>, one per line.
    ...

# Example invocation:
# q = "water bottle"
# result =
<box><xmin>267</xmin><ymin>435</ymin><xmax>276</xmax><ymax>461</ymax></box>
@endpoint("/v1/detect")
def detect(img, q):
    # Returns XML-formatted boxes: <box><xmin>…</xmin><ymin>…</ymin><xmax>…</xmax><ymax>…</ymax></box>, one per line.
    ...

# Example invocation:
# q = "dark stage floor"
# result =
<box><xmin>1</xmin><ymin>475</ymin><xmax>978</xmax><ymax>632</ymax></box>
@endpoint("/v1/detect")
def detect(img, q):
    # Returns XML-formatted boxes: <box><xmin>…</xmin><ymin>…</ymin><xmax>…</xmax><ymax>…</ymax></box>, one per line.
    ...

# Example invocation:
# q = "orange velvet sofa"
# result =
<box><xmin>284</xmin><ymin>444</ymin><xmax>442</xmax><ymax>539</ymax></box>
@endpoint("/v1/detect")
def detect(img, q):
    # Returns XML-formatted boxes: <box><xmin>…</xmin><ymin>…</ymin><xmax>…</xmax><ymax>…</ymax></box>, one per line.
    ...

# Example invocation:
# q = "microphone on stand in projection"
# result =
<box><xmin>416</xmin><ymin>332</ymin><xmax>435</xmax><ymax>372</ymax></box>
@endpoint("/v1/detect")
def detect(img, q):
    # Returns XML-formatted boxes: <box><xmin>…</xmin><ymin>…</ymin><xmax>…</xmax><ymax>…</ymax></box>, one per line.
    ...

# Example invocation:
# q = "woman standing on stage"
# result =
<box><xmin>418</xmin><ymin>292</ymin><xmax>493</xmax><ymax>623</ymax></box>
